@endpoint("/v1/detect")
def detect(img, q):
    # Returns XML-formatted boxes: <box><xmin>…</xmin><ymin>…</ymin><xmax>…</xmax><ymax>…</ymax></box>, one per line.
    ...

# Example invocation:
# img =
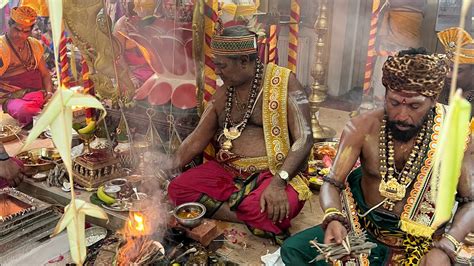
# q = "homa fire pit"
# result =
<box><xmin>0</xmin><ymin>188</ymin><xmax>61</xmax><ymax>262</ymax></box>
<box><xmin>115</xmin><ymin>211</ymin><xmax>167</xmax><ymax>265</ymax></box>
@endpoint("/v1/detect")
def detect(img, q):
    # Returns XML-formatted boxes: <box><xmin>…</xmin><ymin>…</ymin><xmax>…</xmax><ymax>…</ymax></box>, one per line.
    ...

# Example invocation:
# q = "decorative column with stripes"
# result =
<box><xmin>59</xmin><ymin>31</ymin><xmax>71</xmax><ymax>88</ymax></box>
<box><xmin>362</xmin><ymin>0</ymin><xmax>383</xmax><ymax>96</ymax></box>
<box><xmin>203</xmin><ymin>0</ymin><xmax>218</xmax><ymax>103</ymax></box>
<box><xmin>268</xmin><ymin>24</ymin><xmax>279</xmax><ymax>64</ymax></box>
<box><xmin>287</xmin><ymin>0</ymin><xmax>300</xmax><ymax>73</ymax></box>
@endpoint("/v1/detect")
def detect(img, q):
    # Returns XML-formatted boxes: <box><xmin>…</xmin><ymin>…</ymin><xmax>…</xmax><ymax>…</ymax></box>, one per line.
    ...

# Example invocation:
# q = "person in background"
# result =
<box><xmin>438</xmin><ymin>27</ymin><xmax>474</xmax><ymax>117</ymax></box>
<box><xmin>0</xmin><ymin>6</ymin><xmax>53</xmax><ymax>127</ymax></box>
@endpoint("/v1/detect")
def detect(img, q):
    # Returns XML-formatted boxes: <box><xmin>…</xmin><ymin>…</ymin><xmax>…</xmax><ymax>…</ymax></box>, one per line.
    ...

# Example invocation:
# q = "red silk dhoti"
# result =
<box><xmin>168</xmin><ymin>160</ymin><xmax>305</xmax><ymax>235</ymax></box>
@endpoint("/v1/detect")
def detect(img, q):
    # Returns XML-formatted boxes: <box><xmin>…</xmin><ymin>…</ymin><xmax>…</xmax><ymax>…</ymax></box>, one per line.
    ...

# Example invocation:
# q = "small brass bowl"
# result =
<box><xmin>16</xmin><ymin>148</ymin><xmax>61</xmax><ymax>175</ymax></box>
<box><xmin>173</xmin><ymin>202</ymin><xmax>206</xmax><ymax>228</ymax></box>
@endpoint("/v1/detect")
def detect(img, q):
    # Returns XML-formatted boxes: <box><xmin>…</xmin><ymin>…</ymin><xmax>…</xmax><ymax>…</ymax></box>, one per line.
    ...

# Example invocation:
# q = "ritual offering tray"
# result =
<box><xmin>308</xmin><ymin>140</ymin><xmax>339</xmax><ymax>189</ymax></box>
<box><xmin>95</xmin><ymin>177</ymin><xmax>152</xmax><ymax>212</ymax></box>
<box><xmin>73</xmin><ymin>151</ymin><xmax>123</xmax><ymax>188</ymax></box>
<box><xmin>0</xmin><ymin>124</ymin><xmax>21</xmax><ymax>143</ymax></box>
<box><xmin>0</xmin><ymin>188</ymin><xmax>61</xmax><ymax>262</ymax></box>
<box><xmin>16</xmin><ymin>147</ymin><xmax>62</xmax><ymax>175</ymax></box>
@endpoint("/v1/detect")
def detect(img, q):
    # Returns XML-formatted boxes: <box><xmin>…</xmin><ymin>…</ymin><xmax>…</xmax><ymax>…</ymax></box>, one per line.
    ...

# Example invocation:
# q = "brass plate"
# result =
<box><xmin>0</xmin><ymin>125</ymin><xmax>21</xmax><ymax>143</ymax></box>
<box><xmin>15</xmin><ymin>148</ymin><xmax>61</xmax><ymax>175</ymax></box>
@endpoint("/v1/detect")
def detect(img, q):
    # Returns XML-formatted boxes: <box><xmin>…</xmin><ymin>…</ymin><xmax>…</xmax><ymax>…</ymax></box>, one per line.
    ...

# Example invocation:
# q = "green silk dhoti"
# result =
<box><xmin>281</xmin><ymin>168</ymin><xmax>433</xmax><ymax>265</ymax></box>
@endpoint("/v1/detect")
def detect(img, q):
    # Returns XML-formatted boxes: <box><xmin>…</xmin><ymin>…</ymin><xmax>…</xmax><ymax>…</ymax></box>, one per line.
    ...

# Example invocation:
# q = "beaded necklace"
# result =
<box><xmin>378</xmin><ymin>110</ymin><xmax>434</xmax><ymax>210</ymax></box>
<box><xmin>221</xmin><ymin>58</ymin><xmax>263</xmax><ymax>151</ymax></box>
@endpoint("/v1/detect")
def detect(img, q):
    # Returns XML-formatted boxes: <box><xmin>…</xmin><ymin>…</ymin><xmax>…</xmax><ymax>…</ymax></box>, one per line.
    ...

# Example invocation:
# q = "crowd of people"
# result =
<box><xmin>0</xmin><ymin>1</ymin><xmax>472</xmax><ymax>265</ymax></box>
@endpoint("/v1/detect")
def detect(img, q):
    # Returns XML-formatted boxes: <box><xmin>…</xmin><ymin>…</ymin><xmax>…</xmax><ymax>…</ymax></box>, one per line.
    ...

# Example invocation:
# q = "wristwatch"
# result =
<box><xmin>0</xmin><ymin>151</ymin><xmax>10</xmax><ymax>161</ymax></box>
<box><xmin>277</xmin><ymin>170</ymin><xmax>289</xmax><ymax>182</ymax></box>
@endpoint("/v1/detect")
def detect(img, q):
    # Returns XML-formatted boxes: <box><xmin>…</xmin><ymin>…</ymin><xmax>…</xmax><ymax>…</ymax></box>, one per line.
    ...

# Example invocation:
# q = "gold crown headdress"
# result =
<box><xmin>437</xmin><ymin>27</ymin><xmax>474</xmax><ymax>64</ymax></box>
<box><xmin>11</xmin><ymin>6</ymin><xmax>37</xmax><ymax>27</ymax></box>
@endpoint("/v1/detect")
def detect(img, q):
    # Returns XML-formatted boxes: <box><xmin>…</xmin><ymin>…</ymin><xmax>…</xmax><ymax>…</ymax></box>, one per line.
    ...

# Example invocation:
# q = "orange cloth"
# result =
<box><xmin>10</xmin><ymin>6</ymin><xmax>37</xmax><ymax>26</ymax></box>
<box><xmin>0</xmin><ymin>36</ymin><xmax>45</xmax><ymax>76</ymax></box>
<box><xmin>20</xmin><ymin>0</ymin><xmax>49</xmax><ymax>17</ymax></box>
<box><xmin>379</xmin><ymin>8</ymin><xmax>423</xmax><ymax>49</ymax></box>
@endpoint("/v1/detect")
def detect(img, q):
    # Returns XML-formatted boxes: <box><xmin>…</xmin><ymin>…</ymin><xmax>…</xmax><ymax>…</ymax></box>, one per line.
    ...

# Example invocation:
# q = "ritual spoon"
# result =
<box><xmin>133</xmin><ymin>187</ymin><xmax>140</xmax><ymax>200</ymax></box>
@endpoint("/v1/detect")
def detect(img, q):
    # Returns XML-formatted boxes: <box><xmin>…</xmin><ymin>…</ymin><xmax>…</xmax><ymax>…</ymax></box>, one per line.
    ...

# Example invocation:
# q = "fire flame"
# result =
<box><xmin>116</xmin><ymin>190</ymin><xmax>168</xmax><ymax>265</ymax></box>
<box><xmin>129</xmin><ymin>212</ymin><xmax>146</xmax><ymax>234</ymax></box>
<box><xmin>117</xmin><ymin>211</ymin><xmax>154</xmax><ymax>265</ymax></box>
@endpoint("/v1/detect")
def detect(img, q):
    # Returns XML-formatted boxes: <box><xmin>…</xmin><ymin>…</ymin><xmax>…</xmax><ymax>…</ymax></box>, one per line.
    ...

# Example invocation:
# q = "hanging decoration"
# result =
<box><xmin>81</xmin><ymin>57</ymin><xmax>95</xmax><ymax>124</ymax></box>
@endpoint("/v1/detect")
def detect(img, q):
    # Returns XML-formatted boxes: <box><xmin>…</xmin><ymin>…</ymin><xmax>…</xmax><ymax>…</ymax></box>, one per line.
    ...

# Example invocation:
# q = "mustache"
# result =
<box><xmin>391</xmin><ymin>120</ymin><xmax>416</xmax><ymax>129</ymax></box>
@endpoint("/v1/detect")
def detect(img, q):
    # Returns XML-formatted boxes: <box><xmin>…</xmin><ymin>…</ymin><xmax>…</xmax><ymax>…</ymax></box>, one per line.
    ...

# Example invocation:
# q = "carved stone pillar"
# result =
<box><xmin>309</xmin><ymin>0</ymin><xmax>336</xmax><ymax>141</ymax></box>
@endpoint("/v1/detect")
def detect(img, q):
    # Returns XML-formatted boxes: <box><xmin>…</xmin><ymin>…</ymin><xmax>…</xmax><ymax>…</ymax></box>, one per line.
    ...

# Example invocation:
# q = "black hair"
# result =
<box><xmin>397</xmin><ymin>47</ymin><xmax>429</xmax><ymax>56</ymax></box>
<box><xmin>221</xmin><ymin>25</ymin><xmax>258</xmax><ymax>61</ymax></box>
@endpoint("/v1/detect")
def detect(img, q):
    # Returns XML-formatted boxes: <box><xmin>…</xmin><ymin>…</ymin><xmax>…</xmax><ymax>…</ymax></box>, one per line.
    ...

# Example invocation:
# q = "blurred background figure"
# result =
<box><xmin>0</xmin><ymin>6</ymin><xmax>53</xmax><ymax>127</ymax></box>
<box><xmin>438</xmin><ymin>27</ymin><xmax>474</xmax><ymax>117</ymax></box>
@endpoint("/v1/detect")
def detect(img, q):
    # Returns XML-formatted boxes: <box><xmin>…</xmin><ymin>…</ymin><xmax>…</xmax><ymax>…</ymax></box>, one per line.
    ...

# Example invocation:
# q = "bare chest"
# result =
<box><xmin>216</xmin><ymin>96</ymin><xmax>264</xmax><ymax>129</ymax></box>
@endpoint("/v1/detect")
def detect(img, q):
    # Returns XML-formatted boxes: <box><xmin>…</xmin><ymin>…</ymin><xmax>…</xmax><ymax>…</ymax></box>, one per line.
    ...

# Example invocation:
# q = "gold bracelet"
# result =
<box><xmin>323</xmin><ymin>210</ymin><xmax>343</xmax><ymax>221</ymax></box>
<box><xmin>442</xmin><ymin>233</ymin><xmax>462</xmax><ymax>254</ymax></box>
<box><xmin>324</xmin><ymin>207</ymin><xmax>341</xmax><ymax>215</ymax></box>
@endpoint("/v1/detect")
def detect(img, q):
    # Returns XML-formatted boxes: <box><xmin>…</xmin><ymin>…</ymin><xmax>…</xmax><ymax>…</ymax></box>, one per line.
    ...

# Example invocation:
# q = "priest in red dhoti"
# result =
<box><xmin>158</xmin><ymin>26</ymin><xmax>313</xmax><ymax>244</ymax></box>
<box><xmin>0</xmin><ymin>6</ymin><xmax>53</xmax><ymax>126</ymax></box>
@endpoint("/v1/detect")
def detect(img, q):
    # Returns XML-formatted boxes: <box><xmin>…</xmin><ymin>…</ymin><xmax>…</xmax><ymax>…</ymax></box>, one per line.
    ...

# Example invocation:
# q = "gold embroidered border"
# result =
<box><xmin>400</xmin><ymin>104</ymin><xmax>444</xmax><ymax>237</ymax></box>
<box><xmin>341</xmin><ymin>186</ymin><xmax>370</xmax><ymax>265</ymax></box>
<box><xmin>261</xmin><ymin>63</ymin><xmax>291</xmax><ymax>174</ymax></box>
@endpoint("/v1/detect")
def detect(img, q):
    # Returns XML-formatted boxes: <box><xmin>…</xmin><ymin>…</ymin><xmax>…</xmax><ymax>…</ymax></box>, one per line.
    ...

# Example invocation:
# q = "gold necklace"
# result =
<box><xmin>378</xmin><ymin>112</ymin><xmax>434</xmax><ymax>210</ymax></box>
<box><xmin>234</xmin><ymin>89</ymin><xmax>248</xmax><ymax>112</ymax></box>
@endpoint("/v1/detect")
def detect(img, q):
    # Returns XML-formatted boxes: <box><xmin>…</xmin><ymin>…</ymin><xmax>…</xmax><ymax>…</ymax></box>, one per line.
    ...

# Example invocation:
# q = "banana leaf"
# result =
<box><xmin>0</xmin><ymin>0</ymin><xmax>8</xmax><ymax>9</ymax></box>
<box><xmin>431</xmin><ymin>91</ymin><xmax>471</xmax><ymax>228</ymax></box>
<box><xmin>19</xmin><ymin>90</ymin><xmax>108</xmax><ymax>265</ymax></box>
<box><xmin>17</xmin><ymin>1</ymin><xmax>109</xmax><ymax>265</ymax></box>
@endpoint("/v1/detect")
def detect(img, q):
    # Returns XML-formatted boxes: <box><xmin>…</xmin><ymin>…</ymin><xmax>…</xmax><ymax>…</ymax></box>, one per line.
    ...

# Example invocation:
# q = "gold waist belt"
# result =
<box><xmin>226</xmin><ymin>156</ymin><xmax>269</xmax><ymax>174</ymax></box>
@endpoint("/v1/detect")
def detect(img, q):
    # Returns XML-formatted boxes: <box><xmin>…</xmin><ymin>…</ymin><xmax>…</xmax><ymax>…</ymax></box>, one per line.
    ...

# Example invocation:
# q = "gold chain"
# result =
<box><xmin>378</xmin><ymin>111</ymin><xmax>434</xmax><ymax>210</ymax></box>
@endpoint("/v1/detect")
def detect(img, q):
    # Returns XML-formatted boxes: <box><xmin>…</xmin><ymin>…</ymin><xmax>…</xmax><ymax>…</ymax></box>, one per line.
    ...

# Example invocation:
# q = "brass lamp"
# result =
<box><xmin>309</xmin><ymin>0</ymin><xmax>335</xmax><ymax>141</ymax></box>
